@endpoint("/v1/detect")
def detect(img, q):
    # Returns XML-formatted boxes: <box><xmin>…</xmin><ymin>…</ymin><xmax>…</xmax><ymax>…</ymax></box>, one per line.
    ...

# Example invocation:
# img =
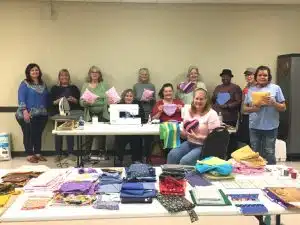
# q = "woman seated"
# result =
<box><xmin>167</xmin><ymin>88</ymin><xmax>221</xmax><ymax>165</ymax></box>
<box><xmin>114</xmin><ymin>89</ymin><xmax>146</xmax><ymax>166</ymax></box>
<box><xmin>151</xmin><ymin>83</ymin><xmax>184</xmax><ymax>122</ymax></box>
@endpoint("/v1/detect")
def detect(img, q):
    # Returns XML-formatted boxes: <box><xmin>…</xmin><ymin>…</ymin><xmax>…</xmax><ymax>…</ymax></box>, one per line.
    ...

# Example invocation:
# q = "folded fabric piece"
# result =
<box><xmin>203</xmin><ymin>173</ymin><xmax>234</xmax><ymax>180</ymax></box>
<box><xmin>93</xmin><ymin>194</ymin><xmax>120</xmax><ymax>210</ymax></box>
<box><xmin>183</xmin><ymin>119</ymin><xmax>199</xmax><ymax>133</ymax></box>
<box><xmin>105</xmin><ymin>87</ymin><xmax>121</xmax><ymax>104</ymax></box>
<box><xmin>80</xmin><ymin>88</ymin><xmax>99</xmax><ymax>103</ymax></box>
<box><xmin>78</xmin><ymin>168</ymin><xmax>97</xmax><ymax>174</ymax></box>
<box><xmin>21</xmin><ymin>198</ymin><xmax>50</xmax><ymax>210</ymax></box>
<box><xmin>56</xmin><ymin>181</ymin><xmax>96</xmax><ymax>195</ymax></box>
<box><xmin>231</xmin><ymin>145</ymin><xmax>259</xmax><ymax>162</ymax></box>
<box><xmin>126</xmin><ymin>164</ymin><xmax>156</xmax><ymax>180</ymax></box>
<box><xmin>196</xmin><ymin>157</ymin><xmax>233</xmax><ymax>176</ymax></box>
<box><xmin>120</xmin><ymin>189</ymin><xmax>156</xmax><ymax>198</ymax></box>
<box><xmin>140</xmin><ymin>88</ymin><xmax>154</xmax><ymax>101</ymax></box>
<box><xmin>156</xmin><ymin>194</ymin><xmax>198</xmax><ymax>223</ymax></box>
<box><xmin>159</xmin><ymin>175</ymin><xmax>186</xmax><ymax>196</ymax></box>
<box><xmin>163</xmin><ymin>104</ymin><xmax>177</xmax><ymax>116</ymax></box>
<box><xmin>100</xmin><ymin>172</ymin><xmax>123</xmax><ymax>185</ymax></box>
<box><xmin>160</xmin><ymin>122</ymin><xmax>181</xmax><ymax>149</ymax></box>
<box><xmin>121</xmin><ymin>182</ymin><xmax>156</xmax><ymax>190</ymax></box>
<box><xmin>121</xmin><ymin>197</ymin><xmax>153</xmax><ymax>204</ymax></box>
<box><xmin>185</xmin><ymin>171</ymin><xmax>212</xmax><ymax>187</ymax></box>
<box><xmin>1</xmin><ymin>172</ymin><xmax>42</xmax><ymax>187</ymax></box>
<box><xmin>51</xmin><ymin>193</ymin><xmax>96</xmax><ymax>206</ymax></box>
<box><xmin>240</xmin><ymin>156</ymin><xmax>266</xmax><ymax>168</ymax></box>
<box><xmin>178</xmin><ymin>81</ymin><xmax>195</xmax><ymax>94</ymax></box>
<box><xmin>0</xmin><ymin>183</ymin><xmax>15</xmax><ymax>195</ymax></box>
<box><xmin>251</xmin><ymin>92</ymin><xmax>270</xmax><ymax>106</ymax></box>
<box><xmin>97</xmin><ymin>183</ymin><xmax>122</xmax><ymax>193</ymax></box>
<box><xmin>0</xmin><ymin>195</ymin><xmax>10</xmax><ymax>207</ymax></box>
<box><xmin>229</xmin><ymin>159</ymin><xmax>264</xmax><ymax>175</ymax></box>
<box><xmin>216</xmin><ymin>92</ymin><xmax>230</xmax><ymax>105</ymax></box>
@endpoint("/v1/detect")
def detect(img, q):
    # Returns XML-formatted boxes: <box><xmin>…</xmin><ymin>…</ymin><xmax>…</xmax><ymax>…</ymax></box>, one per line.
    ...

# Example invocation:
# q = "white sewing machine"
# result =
<box><xmin>110</xmin><ymin>104</ymin><xmax>141</xmax><ymax>125</ymax></box>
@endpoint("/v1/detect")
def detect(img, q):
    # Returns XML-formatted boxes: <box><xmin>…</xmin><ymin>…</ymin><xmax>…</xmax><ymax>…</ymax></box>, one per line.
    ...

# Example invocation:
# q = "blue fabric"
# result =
<box><xmin>98</xmin><ymin>184</ymin><xmax>122</xmax><ymax>193</ymax></box>
<box><xmin>167</xmin><ymin>141</ymin><xmax>202</xmax><ymax>165</ymax></box>
<box><xmin>195</xmin><ymin>157</ymin><xmax>233</xmax><ymax>176</ymax></box>
<box><xmin>250</xmin><ymin>128</ymin><xmax>278</xmax><ymax>165</ymax></box>
<box><xmin>120</xmin><ymin>189</ymin><xmax>156</xmax><ymax>198</ymax></box>
<box><xmin>16</xmin><ymin>81</ymin><xmax>49</xmax><ymax>119</ymax></box>
<box><xmin>216</xmin><ymin>92</ymin><xmax>230</xmax><ymax>105</ymax></box>
<box><xmin>244</xmin><ymin>84</ymin><xmax>285</xmax><ymax>130</ymax></box>
<box><xmin>126</xmin><ymin>164</ymin><xmax>156</xmax><ymax>180</ymax></box>
<box><xmin>122</xmin><ymin>182</ymin><xmax>156</xmax><ymax>190</ymax></box>
<box><xmin>100</xmin><ymin>172</ymin><xmax>123</xmax><ymax>185</ymax></box>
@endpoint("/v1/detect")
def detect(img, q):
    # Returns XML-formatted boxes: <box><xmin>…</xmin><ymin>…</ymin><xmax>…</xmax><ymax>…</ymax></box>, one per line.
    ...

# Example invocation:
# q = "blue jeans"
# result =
<box><xmin>249</xmin><ymin>128</ymin><xmax>278</xmax><ymax>165</ymax></box>
<box><xmin>167</xmin><ymin>141</ymin><xmax>202</xmax><ymax>165</ymax></box>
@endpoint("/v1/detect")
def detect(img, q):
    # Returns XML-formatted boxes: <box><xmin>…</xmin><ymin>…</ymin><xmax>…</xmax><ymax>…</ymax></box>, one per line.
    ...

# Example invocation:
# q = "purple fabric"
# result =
<box><xmin>185</xmin><ymin>171</ymin><xmax>212</xmax><ymax>187</ymax></box>
<box><xmin>163</xmin><ymin>104</ymin><xmax>177</xmax><ymax>116</ymax></box>
<box><xmin>57</xmin><ymin>181</ymin><xmax>96</xmax><ymax>194</ymax></box>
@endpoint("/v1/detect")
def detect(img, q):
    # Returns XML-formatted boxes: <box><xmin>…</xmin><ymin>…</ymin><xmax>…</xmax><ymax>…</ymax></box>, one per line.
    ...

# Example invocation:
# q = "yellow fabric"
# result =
<box><xmin>241</xmin><ymin>156</ymin><xmax>267</xmax><ymax>167</ymax></box>
<box><xmin>197</xmin><ymin>157</ymin><xmax>230</xmax><ymax>166</ymax></box>
<box><xmin>252</xmin><ymin>92</ymin><xmax>270</xmax><ymax>105</ymax></box>
<box><xmin>231</xmin><ymin>145</ymin><xmax>259</xmax><ymax>161</ymax></box>
<box><xmin>0</xmin><ymin>195</ymin><xmax>10</xmax><ymax>207</ymax></box>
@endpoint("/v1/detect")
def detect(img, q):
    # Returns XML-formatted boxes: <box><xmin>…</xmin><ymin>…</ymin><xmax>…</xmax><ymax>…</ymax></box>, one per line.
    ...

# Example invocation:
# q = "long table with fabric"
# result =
<box><xmin>0</xmin><ymin>166</ymin><xmax>299</xmax><ymax>224</ymax></box>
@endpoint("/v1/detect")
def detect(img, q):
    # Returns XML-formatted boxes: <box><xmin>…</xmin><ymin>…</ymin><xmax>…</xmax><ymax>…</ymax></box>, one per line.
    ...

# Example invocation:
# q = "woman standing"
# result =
<box><xmin>16</xmin><ymin>63</ymin><xmax>49</xmax><ymax>163</ymax></box>
<box><xmin>167</xmin><ymin>88</ymin><xmax>220</xmax><ymax>165</ymax></box>
<box><xmin>50</xmin><ymin>69</ymin><xmax>81</xmax><ymax>161</ymax></box>
<box><xmin>80</xmin><ymin>66</ymin><xmax>109</xmax><ymax>154</ymax></box>
<box><xmin>176</xmin><ymin>66</ymin><xmax>207</xmax><ymax>104</ymax></box>
<box><xmin>244</xmin><ymin>66</ymin><xmax>286</xmax><ymax>165</ymax></box>
<box><xmin>133</xmin><ymin>68</ymin><xmax>156</xmax><ymax>160</ymax></box>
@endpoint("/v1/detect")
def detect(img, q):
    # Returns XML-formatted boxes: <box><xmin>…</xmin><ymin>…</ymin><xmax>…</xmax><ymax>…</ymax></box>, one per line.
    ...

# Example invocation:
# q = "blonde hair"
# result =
<box><xmin>57</xmin><ymin>69</ymin><xmax>71</xmax><ymax>86</ymax></box>
<box><xmin>87</xmin><ymin>65</ymin><xmax>103</xmax><ymax>83</ymax></box>
<box><xmin>187</xmin><ymin>66</ymin><xmax>200</xmax><ymax>81</ymax></box>
<box><xmin>138</xmin><ymin>68</ymin><xmax>150</xmax><ymax>83</ymax></box>
<box><xmin>190</xmin><ymin>88</ymin><xmax>211</xmax><ymax>114</ymax></box>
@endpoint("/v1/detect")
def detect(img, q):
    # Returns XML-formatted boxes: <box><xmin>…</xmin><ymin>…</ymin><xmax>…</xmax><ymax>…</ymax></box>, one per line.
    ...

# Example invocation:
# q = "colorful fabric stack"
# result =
<box><xmin>230</xmin><ymin>145</ymin><xmax>266</xmax><ymax>175</ymax></box>
<box><xmin>1</xmin><ymin>172</ymin><xmax>42</xmax><ymax>187</ymax></box>
<box><xmin>0</xmin><ymin>183</ymin><xmax>20</xmax><ymax>208</ymax></box>
<box><xmin>159</xmin><ymin>171</ymin><xmax>186</xmax><ymax>196</ymax></box>
<box><xmin>120</xmin><ymin>164</ymin><xmax>156</xmax><ymax>203</ymax></box>
<box><xmin>159</xmin><ymin>122</ymin><xmax>180</xmax><ymax>149</ymax></box>
<box><xmin>178</xmin><ymin>81</ymin><xmax>195</xmax><ymax>94</ymax></box>
<box><xmin>195</xmin><ymin>157</ymin><xmax>234</xmax><ymax>180</ymax></box>
<box><xmin>97</xmin><ymin>172</ymin><xmax>123</xmax><ymax>193</ymax></box>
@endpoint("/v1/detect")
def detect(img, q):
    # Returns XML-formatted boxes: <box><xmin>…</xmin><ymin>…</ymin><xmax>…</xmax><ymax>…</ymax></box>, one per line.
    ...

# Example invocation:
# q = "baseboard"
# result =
<box><xmin>287</xmin><ymin>154</ymin><xmax>300</xmax><ymax>161</ymax></box>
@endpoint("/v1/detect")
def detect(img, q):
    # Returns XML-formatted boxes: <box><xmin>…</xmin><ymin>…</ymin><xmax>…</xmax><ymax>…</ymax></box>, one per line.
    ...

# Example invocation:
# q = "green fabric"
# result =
<box><xmin>159</xmin><ymin>122</ymin><xmax>180</xmax><ymax>149</ymax></box>
<box><xmin>176</xmin><ymin>81</ymin><xmax>207</xmax><ymax>104</ymax></box>
<box><xmin>80</xmin><ymin>82</ymin><xmax>109</xmax><ymax>121</ymax></box>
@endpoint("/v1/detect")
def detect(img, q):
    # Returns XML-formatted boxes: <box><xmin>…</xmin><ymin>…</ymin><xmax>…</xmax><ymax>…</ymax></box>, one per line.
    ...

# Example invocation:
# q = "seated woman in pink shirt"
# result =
<box><xmin>167</xmin><ymin>88</ymin><xmax>221</xmax><ymax>165</ymax></box>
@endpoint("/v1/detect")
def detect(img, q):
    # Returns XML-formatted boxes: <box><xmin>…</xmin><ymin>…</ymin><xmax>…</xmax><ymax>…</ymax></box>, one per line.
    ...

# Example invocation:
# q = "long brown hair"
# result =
<box><xmin>87</xmin><ymin>65</ymin><xmax>103</xmax><ymax>83</ymax></box>
<box><xmin>190</xmin><ymin>88</ymin><xmax>211</xmax><ymax>114</ymax></box>
<box><xmin>120</xmin><ymin>89</ymin><xmax>135</xmax><ymax>104</ymax></box>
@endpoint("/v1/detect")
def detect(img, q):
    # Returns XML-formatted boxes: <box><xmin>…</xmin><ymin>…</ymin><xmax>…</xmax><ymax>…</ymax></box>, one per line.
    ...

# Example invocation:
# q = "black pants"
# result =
<box><xmin>237</xmin><ymin>114</ymin><xmax>250</xmax><ymax>145</ymax></box>
<box><xmin>55</xmin><ymin>135</ymin><xmax>74</xmax><ymax>155</ymax></box>
<box><xmin>115</xmin><ymin>136</ymin><xmax>143</xmax><ymax>162</ymax></box>
<box><xmin>224</xmin><ymin>120</ymin><xmax>238</xmax><ymax>159</ymax></box>
<box><xmin>85</xmin><ymin>112</ymin><xmax>107</xmax><ymax>153</ymax></box>
<box><xmin>143</xmin><ymin>135</ymin><xmax>154</xmax><ymax>158</ymax></box>
<box><xmin>16</xmin><ymin>116</ymin><xmax>48</xmax><ymax>156</ymax></box>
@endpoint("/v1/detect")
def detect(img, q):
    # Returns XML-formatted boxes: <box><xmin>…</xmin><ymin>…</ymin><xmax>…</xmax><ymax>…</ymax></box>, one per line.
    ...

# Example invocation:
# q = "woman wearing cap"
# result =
<box><xmin>167</xmin><ymin>88</ymin><xmax>220</xmax><ymax>165</ymax></box>
<box><xmin>244</xmin><ymin>66</ymin><xmax>286</xmax><ymax>165</ymax></box>
<box><xmin>212</xmin><ymin>69</ymin><xmax>242</xmax><ymax>126</ymax></box>
<box><xmin>237</xmin><ymin>68</ymin><xmax>256</xmax><ymax>145</ymax></box>
<box><xmin>50</xmin><ymin>69</ymin><xmax>81</xmax><ymax>162</ymax></box>
<box><xmin>151</xmin><ymin>83</ymin><xmax>184</xmax><ymax>122</ymax></box>
<box><xmin>176</xmin><ymin>66</ymin><xmax>207</xmax><ymax>104</ymax></box>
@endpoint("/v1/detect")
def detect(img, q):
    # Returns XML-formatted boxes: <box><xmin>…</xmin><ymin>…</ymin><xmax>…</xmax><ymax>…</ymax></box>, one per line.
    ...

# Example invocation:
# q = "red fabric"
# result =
<box><xmin>159</xmin><ymin>176</ymin><xmax>186</xmax><ymax>196</ymax></box>
<box><xmin>243</xmin><ymin>87</ymin><xmax>248</xmax><ymax>95</ymax></box>
<box><xmin>151</xmin><ymin>99</ymin><xmax>184</xmax><ymax>122</ymax></box>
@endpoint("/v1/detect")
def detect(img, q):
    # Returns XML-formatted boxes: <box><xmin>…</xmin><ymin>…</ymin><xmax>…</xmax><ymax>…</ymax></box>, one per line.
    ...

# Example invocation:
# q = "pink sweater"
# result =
<box><xmin>182</xmin><ymin>108</ymin><xmax>221</xmax><ymax>145</ymax></box>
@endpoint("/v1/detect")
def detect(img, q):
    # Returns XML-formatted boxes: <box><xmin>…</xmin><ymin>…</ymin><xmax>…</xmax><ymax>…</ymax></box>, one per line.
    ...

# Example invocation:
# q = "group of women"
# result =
<box><xmin>16</xmin><ymin>63</ymin><xmax>286</xmax><ymax>166</ymax></box>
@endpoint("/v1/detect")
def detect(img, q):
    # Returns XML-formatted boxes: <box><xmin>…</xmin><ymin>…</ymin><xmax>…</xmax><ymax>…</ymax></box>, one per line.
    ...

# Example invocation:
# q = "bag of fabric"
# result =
<box><xmin>140</xmin><ymin>88</ymin><xmax>154</xmax><ymax>102</ymax></box>
<box><xmin>183</xmin><ymin>119</ymin><xmax>199</xmax><ymax>133</ymax></box>
<box><xmin>163</xmin><ymin>104</ymin><xmax>177</xmax><ymax>116</ymax></box>
<box><xmin>80</xmin><ymin>88</ymin><xmax>99</xmax><ymax>103</ymax></box>
<box><xmin>105</xmin><ymin>87</ymin><xmax>121</xmax><ymax>104</ymax></box>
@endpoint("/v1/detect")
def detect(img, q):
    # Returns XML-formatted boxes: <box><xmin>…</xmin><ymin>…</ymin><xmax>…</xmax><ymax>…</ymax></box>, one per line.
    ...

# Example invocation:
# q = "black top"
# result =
<box><xmin>119</xmin><ymin>99</ymin><xmax>147</xmax><ymax>124</ymax></box>
<box><xmin>50</xmin><ymin>85</ymin><xmax>81</xmax><ymax>115</ymax></box>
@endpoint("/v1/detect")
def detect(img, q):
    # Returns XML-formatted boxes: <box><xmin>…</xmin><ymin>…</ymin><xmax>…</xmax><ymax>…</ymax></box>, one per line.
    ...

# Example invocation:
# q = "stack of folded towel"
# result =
<box><xmin>229</xmin><ymin>146</ymin><xmax>266</xmax><ymax>175</ymax></box>
<box><xmin>195</xmin><ymin>157</ymin><xmax>234</xmax><ymax>180</ymax></box>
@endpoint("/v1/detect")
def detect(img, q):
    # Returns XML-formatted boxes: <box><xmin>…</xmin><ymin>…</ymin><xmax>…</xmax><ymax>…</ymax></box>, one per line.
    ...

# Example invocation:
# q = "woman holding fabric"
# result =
<box><xmin>50</xmin><ymin>69</ymin><xmax>81</xmax><ymax>162</ymax></box>
<box><xmin>244</xmin><ymin>66</ymin><xmax>286</xmax><ymax>165</ymax></box>
<box><xmin>133</xmin><ymin>68</ymin><xmax>156</xmax><ymax>160</ymax></box>
<box><xmin>80</xmin><ymin>66</ymin><xmax>109</xmax><ymax>155</ymax></box>
<box><xmin>16</xmin><ymin>63</ymin><xmax>49</xmax><ymax>163</ymax></box>
<box><xmin>167</xmin><ymin>88</ymin><xmax>221</xmax><ymax>165</ymax></box>
<box><xmin>176</xmin><ymin>66</ymin><xmax>207</xmax><ymax>104</ymax></box>
<box><xmin>114</xmin><ymin>89</ymin><xmax>146</xmax><ymax>166</ymax></box>
<box><xmin>151</xmin><ymin>83</ymin><xmax>184</xmax><ymax>122</ymax></box>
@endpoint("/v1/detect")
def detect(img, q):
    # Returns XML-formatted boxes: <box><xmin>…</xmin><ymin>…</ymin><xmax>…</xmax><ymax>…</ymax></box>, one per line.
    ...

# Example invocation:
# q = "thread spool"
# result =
<box><xmin>291</xmin><ymin>172</ymin><xmax>297</xmax><ymax>179</ymax></box>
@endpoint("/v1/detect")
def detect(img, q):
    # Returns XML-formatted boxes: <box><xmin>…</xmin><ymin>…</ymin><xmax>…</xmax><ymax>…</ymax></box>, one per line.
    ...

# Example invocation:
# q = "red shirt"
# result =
<box><xmin>151</xmin><ymin>99</ymin><xmax>184</xmax><ymax>122</ymax></box>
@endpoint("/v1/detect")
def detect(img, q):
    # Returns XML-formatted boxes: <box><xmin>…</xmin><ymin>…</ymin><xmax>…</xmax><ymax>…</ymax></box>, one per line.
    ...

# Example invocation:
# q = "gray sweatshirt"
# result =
<box><xmin>133</xmin><ymin>82</ymin><xmax>156</xmax><ymax>118</ymax></box>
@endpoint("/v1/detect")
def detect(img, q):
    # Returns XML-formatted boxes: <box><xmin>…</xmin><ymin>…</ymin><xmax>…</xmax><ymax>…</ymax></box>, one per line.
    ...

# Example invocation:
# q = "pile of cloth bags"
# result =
<box><xmin>229</xmin><ymin>145</ymin><xmax>266</xmax><ymax>175</ymax></box>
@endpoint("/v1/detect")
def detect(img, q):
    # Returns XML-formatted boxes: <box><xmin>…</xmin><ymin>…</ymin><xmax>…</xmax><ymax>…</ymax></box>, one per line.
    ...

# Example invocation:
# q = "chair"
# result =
<box><xmin>200</xmin><ymin>127</ymin><xmax>230</xmax><ymax>160</ymax></box>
